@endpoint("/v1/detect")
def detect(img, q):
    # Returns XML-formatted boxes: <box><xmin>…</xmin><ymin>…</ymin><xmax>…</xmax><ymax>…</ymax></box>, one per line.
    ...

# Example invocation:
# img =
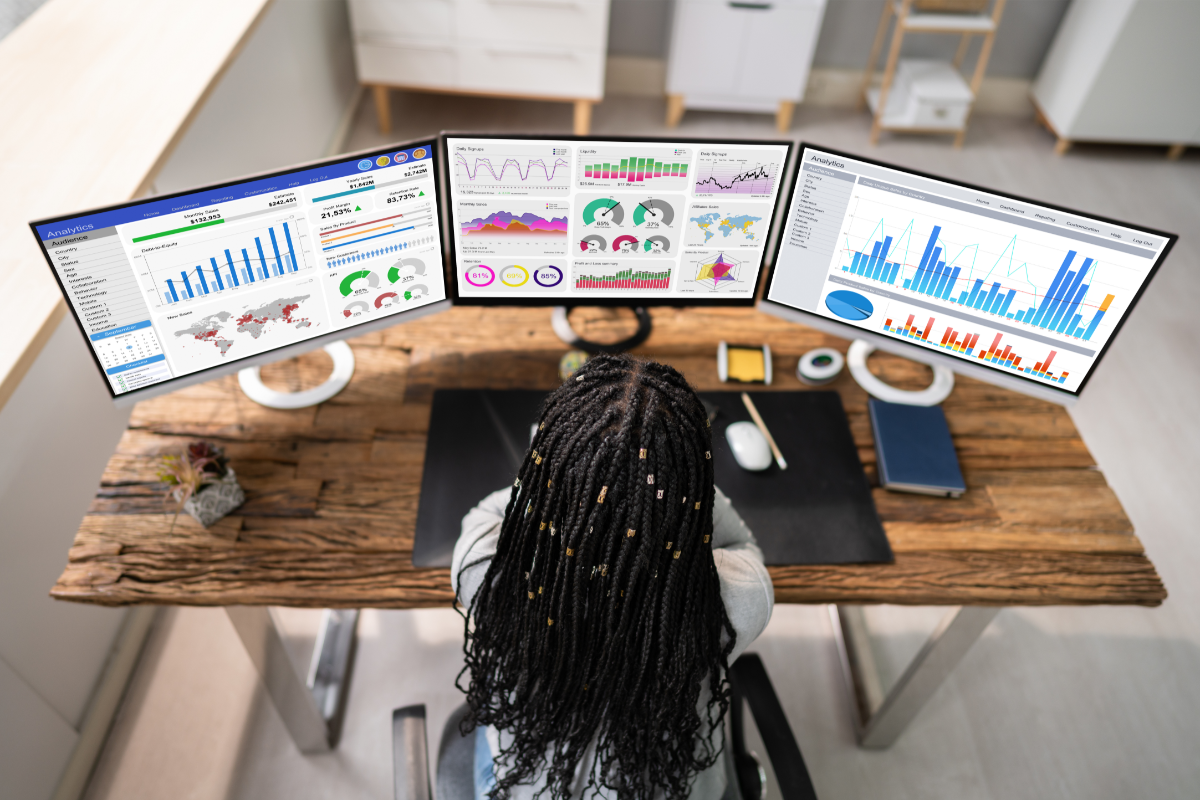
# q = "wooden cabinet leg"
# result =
<box><xmin>1167</xmin><ymin>144</ymin><xmax>1186</xmax><ymax>160</ymax></box>
<box><xmin>373</xmin><ymin>85</ymin><xmax>392</xmax><ymax>135</ymax></box>
<box><xmin>665</xmin><ymin>94</ymin><xmax>685</xmax><ymax>128</ymax></box>
<box><xmin>1053</xmin><ymin>136</ymin><xmax>1072</xmax><ymax>156</ymax></box>
<box><xmin>953</xmin><ymin>130</ymin><xmax>966</xmax><ymax>149</ymax></box>
<box><xmin>776</xmin><ymin>100</ymin><xmax>795</xmax><ymax>133</ymax></box>
<box><xmin>573</xmin><ymin>100</ymin><xmax>592</xmax><ymax>136</ymax></box>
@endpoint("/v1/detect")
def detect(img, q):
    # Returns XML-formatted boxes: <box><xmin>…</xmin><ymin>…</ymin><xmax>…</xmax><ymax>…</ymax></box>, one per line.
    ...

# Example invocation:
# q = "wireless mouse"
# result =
<box><xmin>725</xmin><ymin>422</ymin><xmax>772</xmax><ymax>471</ymax></box>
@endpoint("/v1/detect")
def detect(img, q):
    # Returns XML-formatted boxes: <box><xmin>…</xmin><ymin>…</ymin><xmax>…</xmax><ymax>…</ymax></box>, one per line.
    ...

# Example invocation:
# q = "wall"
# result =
<box><xmin>152</xmin><ymin>0</ymin><xmax>359</xmax><ymax>195</ymax></box>
<box><xmin>0</xmin><ymin>2</ymin><xmax>359</xmax><ymax>798</ymax></box>
<box><xmin>606</xmin><ymin>0</ymin><xmax>1071</xmax><ymax>77</ymax></box>
<box><xmin>0</xmin><ymin>314</ymin><xmax>132</xmax><ymax>800</ymax></box>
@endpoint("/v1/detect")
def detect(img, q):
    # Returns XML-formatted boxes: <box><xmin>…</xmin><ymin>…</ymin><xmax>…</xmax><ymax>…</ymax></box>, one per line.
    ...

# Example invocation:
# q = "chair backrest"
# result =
<box><xmin>436</xmin><ymin>704</ymin><xmax>475</xmax><ymax>800</ymax></box>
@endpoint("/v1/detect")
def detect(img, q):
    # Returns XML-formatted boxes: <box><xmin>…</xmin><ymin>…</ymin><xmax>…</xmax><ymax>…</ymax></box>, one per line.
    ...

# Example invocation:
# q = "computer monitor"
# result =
<box><xmin>31</xmin><ymin>138</ymin><xmax>449</xmax><ymax>406</ymax></box>
<box><xmin>440</xmin><ymin>134</ymin><xmax>793</xmax><ymax>306</ymax></box>
<box><xmin>761</xmin><ymin>144</ymin><xmax>1177</xmax><ymax>405</ymax></box>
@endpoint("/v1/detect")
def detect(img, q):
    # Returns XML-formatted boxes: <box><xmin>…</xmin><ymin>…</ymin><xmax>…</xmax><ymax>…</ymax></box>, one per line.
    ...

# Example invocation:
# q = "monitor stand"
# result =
<box><xmin>846</xmin><ymin>340</ymin><xmax>954</xmax><ymax>406</ymax></box>
<box><xmin>237</xmin><ymin>340</ymin><xmax>356</xmax><ymax>409</ymax></box>
<box><xmin>551</xmin><ymin>306</ymin><xmax>652</xmax><ymax>354</ymax></box>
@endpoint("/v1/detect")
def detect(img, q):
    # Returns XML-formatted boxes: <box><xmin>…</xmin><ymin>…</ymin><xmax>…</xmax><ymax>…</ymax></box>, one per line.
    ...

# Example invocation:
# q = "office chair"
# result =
<box><xmin>392</xmin><ymin>654</ymin><xmax>818</xmax><ymax>800</ymax></box>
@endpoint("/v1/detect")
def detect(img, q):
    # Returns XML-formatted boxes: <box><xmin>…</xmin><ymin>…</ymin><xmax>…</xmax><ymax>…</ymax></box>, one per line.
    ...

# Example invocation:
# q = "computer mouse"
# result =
<box><xmin>726</xmin><ymin>422</ymin><xmax>773</xmax><ymax>472</ymax></box>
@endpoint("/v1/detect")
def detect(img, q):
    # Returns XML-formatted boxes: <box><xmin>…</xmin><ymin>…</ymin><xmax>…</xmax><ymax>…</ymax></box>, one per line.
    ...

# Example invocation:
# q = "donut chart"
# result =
<box><xmin>464</xmin><ymin>264</ymin><xmax>495</xmax><ymax>287</ymax></box>
<box><xmin>534</xmin><ymin>265</ymin><xmax>563</xmax><ymax>287</ymax></box>
<box><xmin>343</xmin><ymin>299</ymin><xmax>371</xmax><ymax>317</ymax></box>
<box><xmin>403</xmin><ymin>284</ymin><xmax>428</xmax><ymax>300</ymax></box>
<box><xmin>500</xmin><ymin>265</ymin><xmax>530</xmax><ymax>287</ymax></box>
<box><xmin>388</xmin><ymin>257</ymin><xmax>426</xmax><ymax>284</ymax></box>
<box><xmin>375</xmin><ymin>292</ymin><xmax>399</xmax><ymax>308</ymax></box>
<box><xmin>339</xmin><ymin>270</ymin><xmax>379</xmax><ymax>296</ymax></box>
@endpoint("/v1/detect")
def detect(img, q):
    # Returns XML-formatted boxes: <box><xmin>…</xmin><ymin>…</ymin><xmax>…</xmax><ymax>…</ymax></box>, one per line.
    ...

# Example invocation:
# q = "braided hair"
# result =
<box><xmin>458</xmin><ymin>354</ymin><xmax>736</xmax><ymax>800</ymax></box>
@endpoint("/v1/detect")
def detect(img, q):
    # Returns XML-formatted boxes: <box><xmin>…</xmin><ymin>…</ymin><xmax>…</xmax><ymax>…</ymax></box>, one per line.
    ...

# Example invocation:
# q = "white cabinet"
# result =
<box><xmin>1030</xmin><ymin>0</ymin><xmax>1200</xmax><ymax>157</ymax></box>
<box><xmin>665</xmin><ymin>0</ymin><xmax>827</xmax><ymax>131</ymax></box>
<box><xmin>349</xmin><ymin>0</ymin><xmax>611</xmax><ymax>134</ymax></box>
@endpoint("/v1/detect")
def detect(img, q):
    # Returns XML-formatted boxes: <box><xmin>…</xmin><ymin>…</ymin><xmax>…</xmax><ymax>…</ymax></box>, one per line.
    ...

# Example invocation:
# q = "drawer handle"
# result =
<box><xmin>360</xmin><ymin>35</ymin><xmax>454</xmax><ymax>52</ymax></box>
<box><xmin>486</xmin><ymin>47</ymin><xmax>577</xmax><ymax>60</ymax></box>
<box><xmin>729</xmin><ymin>1</ymin><xmax>773</xmax><ymax>8</ymax></box>
<box><xmin>486</xmin><ymin>0</ymin><xmax>585</xmax><ymax>8</ymax></box>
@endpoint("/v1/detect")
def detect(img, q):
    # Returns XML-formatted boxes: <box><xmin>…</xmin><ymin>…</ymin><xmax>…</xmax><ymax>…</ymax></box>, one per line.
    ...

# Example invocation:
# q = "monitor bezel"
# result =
<box><xmin>29</xmin><ymin>136</ymin><xmax>449</xmax><ymax>407</ymax></box>
<box><xmin>439</xmin><ymin>132</ymin><xmax>795</xmax><ymax>307</ymax></box>
<box><xmin>762</xmin><ymin>142</ymin><xmax>1179</xmax><ymax>403</ymax></box>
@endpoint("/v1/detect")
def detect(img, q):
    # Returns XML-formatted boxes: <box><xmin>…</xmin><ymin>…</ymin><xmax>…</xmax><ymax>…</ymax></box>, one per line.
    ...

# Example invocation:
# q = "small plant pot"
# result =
<box><xmin>183</xmin><ymin>469</ymin><xmax>245</xmax><ymax>527</ymax></box>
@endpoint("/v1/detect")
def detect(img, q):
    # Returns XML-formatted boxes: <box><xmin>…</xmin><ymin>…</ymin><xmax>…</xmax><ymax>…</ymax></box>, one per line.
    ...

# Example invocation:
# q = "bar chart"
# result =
<box><xmin>574</xmin><ymin>265</ymin><xmax>672</xmax><ymax>290</ymax></box>
<box><xmin>138</xmin><ymin>216</ymin><xmax>314</xmax><ymax>308</ymax></box>
<box><xmin>840</xmin><ymin>218</ymin><xmax>1119</xmax><ymax>342</ymax></box>
<box><xmin>882</xmin><ymin>313</ymin><xmax>1071</xmax><ymax>385</ymax></box>
<box><xmin>576</xmin><ymin>146</ymin><xmax>690</xmax><ymax>191</ymax></box>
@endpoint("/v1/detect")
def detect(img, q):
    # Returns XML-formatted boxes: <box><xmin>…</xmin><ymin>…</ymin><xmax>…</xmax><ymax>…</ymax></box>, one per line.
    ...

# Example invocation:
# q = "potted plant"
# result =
<box><xmin>159</xmin><ymin>441</ymin><xmax>244</xmax><ymax>528</ymax></box>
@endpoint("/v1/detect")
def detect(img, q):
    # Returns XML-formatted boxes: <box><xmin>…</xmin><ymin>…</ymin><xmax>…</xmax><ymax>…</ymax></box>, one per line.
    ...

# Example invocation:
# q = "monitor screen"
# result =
<box><xmin>442</xmin><ymin>135</ymin><xmax>793</xmax><ymax>305</ymax></box>
<box><xmin>764</xmin><ymin>144</ymin><xmax>1176</xmax><ymax>400</ymax></box>
<box><xmin>32</xmin><ymin>139</ymin><xmax>447</xmax><ymax>401</ymax></box>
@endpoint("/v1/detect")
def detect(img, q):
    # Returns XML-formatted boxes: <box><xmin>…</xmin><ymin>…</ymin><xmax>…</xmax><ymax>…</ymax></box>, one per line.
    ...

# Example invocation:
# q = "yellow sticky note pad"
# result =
<box><xmin>727</xmin><ymin>347</ymin><xmax>766</xmax><ymax>382</ymax></box>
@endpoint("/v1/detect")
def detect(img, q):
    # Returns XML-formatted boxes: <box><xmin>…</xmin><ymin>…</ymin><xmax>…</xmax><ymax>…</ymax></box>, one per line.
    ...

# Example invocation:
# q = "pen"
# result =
<box><xmin>740</xmin><ymin>392</ymin><xmax>787</xmax><ymax>470</ymax></box>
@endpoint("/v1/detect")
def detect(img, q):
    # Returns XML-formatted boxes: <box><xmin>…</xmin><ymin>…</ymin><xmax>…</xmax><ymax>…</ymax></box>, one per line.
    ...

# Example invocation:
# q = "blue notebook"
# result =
<box><xmin>869</xmin><ymin>399</ymin><xmax>965</xmax><ymax>498</ymax></box>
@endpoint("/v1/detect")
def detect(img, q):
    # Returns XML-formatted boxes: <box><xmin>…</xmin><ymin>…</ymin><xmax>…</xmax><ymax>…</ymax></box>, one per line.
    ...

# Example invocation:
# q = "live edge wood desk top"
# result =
<box><xmin>52</xmin><ymin>307</ymin><xmax>1166</xmax><ymax>609</ymax></box>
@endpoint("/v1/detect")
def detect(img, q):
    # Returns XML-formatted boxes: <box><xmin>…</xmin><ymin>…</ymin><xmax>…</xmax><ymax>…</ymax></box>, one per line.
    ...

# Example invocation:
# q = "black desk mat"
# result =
<box><xmin>412</xmin><ymin>389</ymin><xmax>891</xmax><ymax>567</ymax></box>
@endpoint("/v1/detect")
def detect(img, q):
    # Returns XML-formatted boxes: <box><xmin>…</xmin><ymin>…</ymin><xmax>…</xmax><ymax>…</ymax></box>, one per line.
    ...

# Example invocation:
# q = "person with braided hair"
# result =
<box><xmin>452</xmin><ymin>354</ymin><xmax>773</xmax><ymax>800</ymax></box>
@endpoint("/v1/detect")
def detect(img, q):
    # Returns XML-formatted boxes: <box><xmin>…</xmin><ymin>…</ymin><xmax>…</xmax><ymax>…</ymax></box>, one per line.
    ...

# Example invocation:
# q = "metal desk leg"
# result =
<box><xmin>829</xmin><ymin>605</ymin><xmax>1000</xmax><ymax>749</ymax></box>
<box><xmin>226</xmin><ymin>607</ymin><xmax>359</xmax><ymax>753</ymax></box>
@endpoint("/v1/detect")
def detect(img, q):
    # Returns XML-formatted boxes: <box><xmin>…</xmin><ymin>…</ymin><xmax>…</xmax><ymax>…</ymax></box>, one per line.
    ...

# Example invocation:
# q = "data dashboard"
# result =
<box><xmin>33</xmin><ymin>143</ymin><xmax>445</xmax><ymax>397</ymax></box>
<box><xmin>444</xmin><ymin>136</ymin><xmax>792</xmax><ymax>303</ymax></box>
<box><xmin>767</xmin><ymin>146</ymin><xmax>1174</xmax><ymax>396</ymax></box>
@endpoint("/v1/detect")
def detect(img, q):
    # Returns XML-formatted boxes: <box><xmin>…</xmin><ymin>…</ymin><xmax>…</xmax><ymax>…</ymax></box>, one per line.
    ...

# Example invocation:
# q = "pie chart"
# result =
<box><xmin>825</xmin><ymin>290</ymin><xmax>873</xmax><ymax>321</ymax></box>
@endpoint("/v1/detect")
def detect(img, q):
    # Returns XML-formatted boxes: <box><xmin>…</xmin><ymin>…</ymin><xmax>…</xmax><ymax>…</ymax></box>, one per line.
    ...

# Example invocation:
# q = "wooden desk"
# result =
<box><xmin>51</xmin><ymin>306</ymin><xmax>1166</xmax><ymax>748</ymax></box>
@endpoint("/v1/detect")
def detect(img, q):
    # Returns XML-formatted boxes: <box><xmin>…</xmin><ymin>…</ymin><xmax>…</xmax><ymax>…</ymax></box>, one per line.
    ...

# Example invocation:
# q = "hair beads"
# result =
<box><xmin>458</xmin><ymin>354</ymin><xmax>731</xmax><ymax>800</ymax></box>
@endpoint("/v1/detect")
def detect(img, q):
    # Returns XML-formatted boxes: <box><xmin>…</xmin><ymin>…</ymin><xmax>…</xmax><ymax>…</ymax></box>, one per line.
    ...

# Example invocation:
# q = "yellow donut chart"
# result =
<box><xmin>500</xmin><ymin>264</ymin><xmax>530</xmax><ymax>287</ymax></box>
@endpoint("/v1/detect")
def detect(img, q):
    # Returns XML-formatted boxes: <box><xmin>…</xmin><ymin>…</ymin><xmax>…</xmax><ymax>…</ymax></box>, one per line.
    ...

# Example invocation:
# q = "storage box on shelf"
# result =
<box><xmin>664</xmin><ymin>0</ymin><xmax>828</xmax><ymax>132</ymax></box>
<box><xmin>349</xmin><ymin>0</ymin><xmax>611</xmax><ymax>135</ymax></box>
<box><xmin>859</xmin><ymin>0</ymin><xmax>1007</xmax><ymax>147</ymax></box>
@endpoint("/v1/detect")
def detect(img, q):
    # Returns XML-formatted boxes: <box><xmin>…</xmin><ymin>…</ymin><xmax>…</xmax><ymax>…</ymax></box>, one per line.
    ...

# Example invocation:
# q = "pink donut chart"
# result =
<box><xmin>464</xmin><ymin>263</ymin><xmax>495</xmax><ymax>287</ymax></box>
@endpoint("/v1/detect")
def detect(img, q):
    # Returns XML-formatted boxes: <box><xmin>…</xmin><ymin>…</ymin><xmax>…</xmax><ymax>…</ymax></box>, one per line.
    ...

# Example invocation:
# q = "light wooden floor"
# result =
<box><xmin>83</xmin><ymin>94</ymin><xmax>1200</xmax><ymax>800</ymax></box>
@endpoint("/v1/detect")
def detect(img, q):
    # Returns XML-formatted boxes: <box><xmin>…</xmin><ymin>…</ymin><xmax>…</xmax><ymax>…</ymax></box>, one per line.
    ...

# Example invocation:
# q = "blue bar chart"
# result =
<box><xmin>137</xmin><ymin>215</ymin><xmax>314</xmax><ymax>308</ymax></box>
<box><xmin>840</xmin><ymin>215</ymin><xmax>1119</xmax><ymax>342</ymax></box>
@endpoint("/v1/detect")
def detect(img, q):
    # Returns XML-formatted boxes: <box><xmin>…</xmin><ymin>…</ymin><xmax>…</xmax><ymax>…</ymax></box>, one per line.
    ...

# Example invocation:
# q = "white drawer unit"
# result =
<box><xmin>349</xmin><ymin>0</ymin><xmax>611</xmax><ymax>134</ymax></box>
<box><xmin>665</xmin><ymin>0</ymin><xmax>828</xmax><ymax>131</ymax></box>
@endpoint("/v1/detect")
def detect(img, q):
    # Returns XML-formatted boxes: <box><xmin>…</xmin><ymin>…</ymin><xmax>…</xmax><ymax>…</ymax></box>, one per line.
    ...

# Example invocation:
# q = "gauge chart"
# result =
<box><xmin>580</xmin><ymin>196</ymin><xmax>625</xmax><ymax>228</ymax></box>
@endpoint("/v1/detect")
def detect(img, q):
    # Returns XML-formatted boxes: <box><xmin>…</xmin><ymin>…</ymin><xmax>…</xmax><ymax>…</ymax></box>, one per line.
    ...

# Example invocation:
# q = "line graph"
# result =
<box><xmin>452</xmin><ymin>143</ymin><xmax>571</xmax><ymax>196</ymax></box>
<box><xmin>693</xmin><ymin>149</ymin><xmax>782</xmax><ymax>197</ymax></box>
